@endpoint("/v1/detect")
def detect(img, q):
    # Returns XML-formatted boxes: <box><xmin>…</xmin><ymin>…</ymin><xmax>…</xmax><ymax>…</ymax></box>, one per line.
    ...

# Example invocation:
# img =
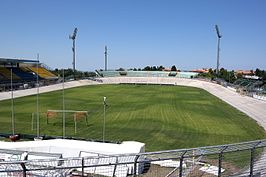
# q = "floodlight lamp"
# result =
<box><xmin>69</xmin><ymin>28</ymin><xmax>78</xmax><ymax>40</ymax></box>
<box><xmin>215</xmin><ymin>25</ymin><xmax>222</xmax><ymax>38</ymax></box>
<box><xmin>74</xmin><ymin>28</ymin><xmax>78</xmax><ymax>35</ymax></box>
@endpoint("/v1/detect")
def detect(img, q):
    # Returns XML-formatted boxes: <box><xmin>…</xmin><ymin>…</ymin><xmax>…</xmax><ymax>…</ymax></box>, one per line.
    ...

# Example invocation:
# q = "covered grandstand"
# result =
<box><xmin>0</xmin><ymin>58</ymin><xmax>58</xmax><ymax>91</ymax></box>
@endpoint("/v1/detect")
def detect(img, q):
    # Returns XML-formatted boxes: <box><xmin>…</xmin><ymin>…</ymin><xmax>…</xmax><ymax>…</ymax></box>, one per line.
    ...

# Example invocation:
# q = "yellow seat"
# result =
<box><xmin>28</xmin><ymin>67</ymin><xmax>56</xmax><ymax>79</ymax></box>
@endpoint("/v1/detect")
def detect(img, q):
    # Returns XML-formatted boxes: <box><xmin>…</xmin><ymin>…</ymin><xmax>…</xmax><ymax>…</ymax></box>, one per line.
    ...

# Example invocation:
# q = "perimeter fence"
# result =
<box><xmin>1</xmin><ymin>139</ymin><xmax>266</xmax><ymax>177</ymax></box>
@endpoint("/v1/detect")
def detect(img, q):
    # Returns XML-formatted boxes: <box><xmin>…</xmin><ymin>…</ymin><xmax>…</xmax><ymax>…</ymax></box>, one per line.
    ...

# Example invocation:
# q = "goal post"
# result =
<box><xmin>46</xmin><ymin>110</ymin><xmax>88</xmax><ymax>134</ymax></box>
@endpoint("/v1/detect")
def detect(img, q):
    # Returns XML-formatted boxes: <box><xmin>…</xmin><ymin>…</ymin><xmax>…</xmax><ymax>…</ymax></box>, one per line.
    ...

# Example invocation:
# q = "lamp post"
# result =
<box><xmin>69</xmin><ymin>28</ymin><xmax>78</xmax><ymax>80</ymax></box>
<box><xmin>103</xmin><ymin>97</ymin><xmax>107</xmax><ymax>142</ymax></box>
<box><xmin>215</xmin><ymin>25</ymin><xmax>222</xmax><ymax>77</ymax></box>
<box><xmin>104</xmin><ymin>46</ymin><xmax>108</xmax><ymax>71</ymax></box>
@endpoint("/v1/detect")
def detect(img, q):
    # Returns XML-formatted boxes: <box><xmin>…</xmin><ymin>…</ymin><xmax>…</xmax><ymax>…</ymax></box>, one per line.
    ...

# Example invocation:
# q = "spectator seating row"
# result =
<box><xmin>28</xmin><ymin>67</ymin><xmax>57</xmax><ymax>79</ymax></box>
<box><xmin>0</xmin><ymin>67</ymin><xmax>57</xmax><ymax>83</ymax></box>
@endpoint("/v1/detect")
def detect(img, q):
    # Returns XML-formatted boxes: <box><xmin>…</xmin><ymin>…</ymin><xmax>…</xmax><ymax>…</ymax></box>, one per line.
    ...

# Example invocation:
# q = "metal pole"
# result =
<box><xmin>81</xmin><ymin>157</ymin><xmax>84</xmax><ymax>177</ymax></box>
<box><xmin>218</xmin><ymin>151</ymin><xmax>223</xmax><ymax>177</ymax></box>
<box><xmin>103</xmin><ymin>101</ymin><xmax>106</xmax><ymax>142</ymax></box>
<box><xmin>112</xmin><ymin>157</ymin><xmax>118</xmax><ymax>177</ymax></box>
<box><xmin>216</xmin><ymin>37</ymin><xmax>220</xmax><ymax>76</ymax></box>
<box><xmin>250</xmin><ymin>142</ymin><xmax>261</xmax><ymax>177</ymax></box>
<box><xmin>74</xmin><ymin>113</ymin><xmax>77</xmax><ymax>134</ymax></box>
<box><xmin>103</xmin><ymin>97</ymin><xmax>107</xmax><ymax>142</ymax></box>
<box><xmin>11</xmin><ymin>68</ymin><xmax>15</xmax><ymax>135</ymax></box>
<box><xmin>20</xmin><ymin>162</ymin><xmax>27</xmax><ymax>177</ymax></box>
<box><xmin>179</xmin><ymin>151</ymin><xmax>187</xmax><ymax>177</ymax></box>
<box><xmin>105</xmin><ymin>45</ymin><xmax>107</xmax><ymax>71</ymax></box>
<box><xmin>46</xmin><ymin>112</ymin><xmax>49</xmax><ymax>124</ymax></box>
<box><xmin>36</xmin><ymin>55</ymin><xmax>40</xmax><ymax>137</ymax></box>
<box><xmin>218</xmin><ymin>146</ymin><xmax>227</xmax><ymax>177</ymax></box>
<box><xmin>85</xmin><ymin>113</ymin><xmax>88</xmax><ymax>126</ymax></box>
<box><xmin>250</xmin><ymin>147</ymin><xmax>255</xmax><ymax>177</ymax></box>
<box><xmin>215</xmin><ymin>25</ymin><xmax>222</xmax><ymax>77</ymax></box>
<box><xmin>70</xmin><ymin>28</ymin><xmax>77</xmax><ymax>80</ymax></box>
<box><xmin>31</xmin><ymin>113</ymin><xmax>34</xmax><ymax>131</ymax></box>
<box><xmin>62</xmin><ymin>69</ymin><xmax>66</xmax><ymax>138</ymax></box>
<box><xmin>179</xmin><ymin>156</ymin><xmax>183</xmax><ymax>177</ymax></box>
<box><xmin>133</xmin><ymin>155</ymin><xmax>140</xmax><ymax>177</ymax></box>
<box><xmin>73</xmin><ymin>39</ymin><xmax>76</xmax><ymax>80</ymax></box>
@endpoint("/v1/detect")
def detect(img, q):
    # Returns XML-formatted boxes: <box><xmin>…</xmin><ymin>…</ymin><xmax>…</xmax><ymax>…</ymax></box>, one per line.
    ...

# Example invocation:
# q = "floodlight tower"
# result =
<box><xmin>69</xmin><ymin>28</ymin><xmax>78</xmax><ymax>80</ymax></box>
<box><xmin>215</xmin><ymin>25</ymin><xmax>222</xmax><ymax>76</ymax></box>
<box><xmin>104</xmin><ymin>45</ymin><xmax>108</xmax><ymax>71</ymax></box>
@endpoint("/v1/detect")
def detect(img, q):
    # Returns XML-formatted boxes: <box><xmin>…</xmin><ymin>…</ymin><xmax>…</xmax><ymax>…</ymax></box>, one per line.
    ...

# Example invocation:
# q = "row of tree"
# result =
<box><xmin>208</xmin><ymin>68</ymin><xmax>237</xmax><ymax>83</ymax></box>
<box><xmin>199</xmin><ymin>68</ymin><xmax>266</xmax><ymax>83</ymax></box>
<box><xmin>52</xmin><ymin>68</ymin><xmax>96</xmax><ymax>79</ymax></box>
<box><xmin>255</xmin><ymin>68</ymin><xmax>266</xmax><ymax>80</ymax></box>
<box><xmin>51</xmin><ymin>67</ymin><xmax>266</xmax><ymax>83</ymax></box>
<box><xmin>129</xmin><ymin>65</ymin><xmax>178</xmax><ymax>71</ymax></box>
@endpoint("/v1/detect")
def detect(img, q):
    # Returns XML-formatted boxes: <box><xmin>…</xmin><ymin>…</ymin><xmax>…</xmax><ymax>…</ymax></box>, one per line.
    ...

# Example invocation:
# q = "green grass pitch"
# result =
<box><xmin>0</xmin><ymin>84</ymin><xmax>265</xmax><ymax>151</ymax></box>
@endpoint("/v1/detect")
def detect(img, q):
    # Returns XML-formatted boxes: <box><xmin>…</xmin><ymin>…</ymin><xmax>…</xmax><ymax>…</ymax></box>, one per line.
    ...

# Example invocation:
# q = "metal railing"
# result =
<box><xmin>1</xmin><ymin>139</ymin><xmax>266</xmax><ymax>177</ymax></box>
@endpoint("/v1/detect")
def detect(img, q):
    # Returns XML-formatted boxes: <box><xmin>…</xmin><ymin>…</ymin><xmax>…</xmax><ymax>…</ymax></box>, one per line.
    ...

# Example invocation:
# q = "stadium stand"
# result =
<box><xmin>231</xmin><ymin>78</ymin><xmax>266</xmax><ymax>98</ymax></box>
<box><xmin>0</xmin><ymin>58</ymin><xmax>58</xmax><ymax>92</ymax></box>
<box><xmin>28</xmin><ymin>66</ymin><xmax>57</xmax><ymax>79</ymax></box>
<box><xmin>7</xmin><ymin>67</ymin><xmax>36</xmax><ymax>81</ymax></box>
<box><xmin>0</xmin><ymin>73</ymin><xmax>5</xmax><ymax>80</ymax></box>
<box><xmin>0</xmin><ymin>67</ymin><xmax>20</xmax><ymax>81</ymax></box>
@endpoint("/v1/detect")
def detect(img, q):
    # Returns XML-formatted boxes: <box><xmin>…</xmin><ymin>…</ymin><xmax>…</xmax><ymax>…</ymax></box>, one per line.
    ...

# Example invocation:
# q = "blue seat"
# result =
<box><xmin>9</xmin><ymin>67</ymin><xmax>37</xmax><ymax>81</ymax></box>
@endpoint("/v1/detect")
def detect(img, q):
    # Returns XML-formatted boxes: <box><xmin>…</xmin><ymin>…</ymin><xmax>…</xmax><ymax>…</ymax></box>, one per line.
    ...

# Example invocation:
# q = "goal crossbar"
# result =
<box><xmin>47</xmin><ymin>110</ymin><xmax>88</xmax><ymax>113</ymax></box>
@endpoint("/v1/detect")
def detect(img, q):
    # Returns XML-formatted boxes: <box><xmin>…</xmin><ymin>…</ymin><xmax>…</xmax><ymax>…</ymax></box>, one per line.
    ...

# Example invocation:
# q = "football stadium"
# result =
<box><xmin>0</xmin><ymin>58</ymin><xmax>266</xmax><ymax>177</ymax></box>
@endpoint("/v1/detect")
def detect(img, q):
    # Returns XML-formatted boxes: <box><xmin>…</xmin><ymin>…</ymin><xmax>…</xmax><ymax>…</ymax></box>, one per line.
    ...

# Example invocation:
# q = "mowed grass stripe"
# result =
<box><xmin>0</xmin><ymin>84</ymin><xmax>265</xmax><ymax>151</ymax></box>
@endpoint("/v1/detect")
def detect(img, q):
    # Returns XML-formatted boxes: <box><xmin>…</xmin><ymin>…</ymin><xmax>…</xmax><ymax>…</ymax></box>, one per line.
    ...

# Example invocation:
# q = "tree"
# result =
<box><xmin>228</xmin><ymin>70</ymin><xmax>236</xmax><ymax>83</ymax></box>
<box><xmin>208</xmin><ymin>68</ymin><xmax>214</xmax><ymax>75</ymax></box>
<box><xmin>116</xmin><ymin>68</ymin><xmax>125</xmax><ymax>71</ymax></box>
<box><xmin>52</xmin><ymin>68</ymin><xmax>97</xmax><ymax>79</ymax></box>
<box><xmin>254</xmin><ymin>68</ymin><xmax>266</xmax><ymax>80</ymax></box>
<box><xmin>143</xmin><ymin>66</ymin><xmax>151</xmax><ymax>71</ymax></box>
<box><xmin>261</xmin><ymin>70</ymin><xmax>266</xmax><ymax>80</ymax></box>
<box><xmin>255</xmin><ymin>68</ymin><xmax>261</xmax><ymax>76</ymax></box>
<box><xmin>219</xmin><ymin>68</ymin><xmax>228</xmax><ymax>80</ymax></box>
<box><xmin>171</xmin><ymin>65</ymin><xmax>177</xmax><ymax>71</ymax></box>
<box><xmin>158</xmin><ymin>65</ymin><xmax>165</xmax><ymax>71</ymax></box>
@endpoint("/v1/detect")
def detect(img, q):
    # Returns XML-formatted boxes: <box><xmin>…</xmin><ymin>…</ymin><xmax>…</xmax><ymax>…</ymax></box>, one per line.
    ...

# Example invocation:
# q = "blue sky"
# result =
<box><xmin>1</xmin><ymin>0</ymin><xmax>266</xmax><ymax>71</ymax></box>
